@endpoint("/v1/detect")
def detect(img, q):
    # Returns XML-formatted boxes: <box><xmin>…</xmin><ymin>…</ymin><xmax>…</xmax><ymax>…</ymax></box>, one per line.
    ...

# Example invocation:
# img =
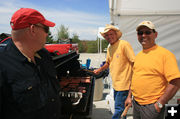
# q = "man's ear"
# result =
<box><xmin>155</xmin><ymin>32</ymin><xmax>158</xmax><ymax>38</ymax></box>
<box><xmin>29</xmin><ymin>25</ymin><xmax>36</xmax><ymax>36</ymax></box>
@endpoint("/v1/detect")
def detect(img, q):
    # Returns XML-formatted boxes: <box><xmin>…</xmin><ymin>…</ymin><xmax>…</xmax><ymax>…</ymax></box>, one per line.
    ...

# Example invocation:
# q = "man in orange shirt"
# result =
<box><xmin>94</xmin><ymin>24</ymin><xmax>135</xmax><ymax>119</ymax></box>
<box><xmin>125</xmin><ymin>21</ymin><xmax>180</xmax><ymax>119</ymax></box>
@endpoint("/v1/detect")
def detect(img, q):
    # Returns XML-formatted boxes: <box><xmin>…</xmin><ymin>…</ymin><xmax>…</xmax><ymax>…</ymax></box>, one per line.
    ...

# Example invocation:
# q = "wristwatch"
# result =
<box><xmin>156</xmin><ymin>102</ymin><xmax>163</xmax><ymax>108</ymax></box>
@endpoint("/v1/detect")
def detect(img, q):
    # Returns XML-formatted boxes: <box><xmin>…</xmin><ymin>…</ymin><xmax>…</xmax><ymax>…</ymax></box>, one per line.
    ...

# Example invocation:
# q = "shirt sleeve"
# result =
<box><xmin>124</xmin><ymin>42</ymin><xmax>135</xmax><ymax>63</ymax></box>
<box><xmin>163</xmin><ymin>51</ymin><xmax>180</xmax><ymax>82</ymax></box>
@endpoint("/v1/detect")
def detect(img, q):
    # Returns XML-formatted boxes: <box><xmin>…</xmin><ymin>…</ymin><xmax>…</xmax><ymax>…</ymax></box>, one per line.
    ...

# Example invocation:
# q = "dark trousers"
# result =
<box><xmin>133</xmin><ymin>99</ymin><xmax>165</xmax><ymax>119</ymax></box>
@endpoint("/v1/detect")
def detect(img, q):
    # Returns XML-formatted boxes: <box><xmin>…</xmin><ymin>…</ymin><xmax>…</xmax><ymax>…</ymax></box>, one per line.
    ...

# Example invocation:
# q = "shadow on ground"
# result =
<box><xmin>91</xmin><ymin>104</ymin><xmax>112</xmax><ymax>119</ymax></box>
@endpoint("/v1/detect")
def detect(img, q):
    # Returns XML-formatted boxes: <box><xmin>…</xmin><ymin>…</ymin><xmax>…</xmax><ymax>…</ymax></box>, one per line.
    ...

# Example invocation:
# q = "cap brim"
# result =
<box><xmin>136</xmin><ymin>25</ymin><xmax>149</xmax><ymax>31</ymax></box>
<box><xmin>136</xmin><ymin>25</ymin><xmax>142</xmax><ymax>31</ymax></box>
<box><xmin>42</xmin><ymin>19</ymin><xmax>55</xmax><ymax>27</ymax></box>
<box><xmin>136</xmin><ymin>24</ymin><xmax>154</xmax><ymax>31</ymax></box>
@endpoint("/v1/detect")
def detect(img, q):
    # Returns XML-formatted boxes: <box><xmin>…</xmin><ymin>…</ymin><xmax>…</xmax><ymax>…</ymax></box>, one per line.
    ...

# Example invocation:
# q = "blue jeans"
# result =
<box><xmin>112</xmin><ymin>90</ymin><xmax>129</xmax><ymax>119</ymax></box>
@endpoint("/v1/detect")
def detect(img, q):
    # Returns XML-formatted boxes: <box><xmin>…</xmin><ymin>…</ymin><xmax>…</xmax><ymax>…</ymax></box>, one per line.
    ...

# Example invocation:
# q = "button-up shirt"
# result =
<box><xmin>0</xmin><ymin>39</ymin><xmax>61</xmax><ymax>119</ymax></box>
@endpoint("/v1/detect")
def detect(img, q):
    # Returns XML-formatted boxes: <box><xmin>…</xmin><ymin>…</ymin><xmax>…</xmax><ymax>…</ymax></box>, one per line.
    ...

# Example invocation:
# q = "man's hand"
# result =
<box><xmin>125</xmin><ymin>96</ymin><xmax>132</xmax><ymax>107</ymax></box>
<box><xmin>154</xmin><ymin>102</ymin><xmax>161</xmax><ymax>113</ymax></box>
<box><xmin>93</xmin><ymin>69</ymin><xmax>101</xmax><ymax>75</ymax></box>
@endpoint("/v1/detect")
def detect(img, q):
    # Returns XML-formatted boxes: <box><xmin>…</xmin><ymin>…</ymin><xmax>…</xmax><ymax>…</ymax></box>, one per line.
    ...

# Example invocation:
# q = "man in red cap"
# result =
<box><xmin>0</xmin><ymin>8</ymin><xmax>61</xmax><ymax>119</ymax></box>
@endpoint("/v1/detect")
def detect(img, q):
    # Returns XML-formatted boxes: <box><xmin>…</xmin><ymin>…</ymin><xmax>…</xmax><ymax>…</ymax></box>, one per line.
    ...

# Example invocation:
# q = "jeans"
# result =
<box><xmin>112</xmin><ymin>90</ymin><xmax>129</xmax><ymax>119</ymax></box>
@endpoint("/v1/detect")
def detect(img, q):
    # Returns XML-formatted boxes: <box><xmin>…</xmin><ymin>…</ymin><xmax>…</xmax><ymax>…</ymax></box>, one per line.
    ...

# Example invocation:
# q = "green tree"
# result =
<box><xmin>86</xmin><ymin>41</ymin><xmax>98</xmax><ymax>53</ymax></box>
<box><xmin>96</xmin><ymin>37</ymin><xmax>109</xmax><ymax>53</ymax></box>
<box><xmin>102</xmin><ymin>39</ymin><xmax>109</xmax><ymax>52</ymax></box>
<box><xmin>57</xmin><ymin>25</ymin><xmax>69</xmax><ymax>43</ymax></box>
<box><xmin>71</xmin><ymin>33</ymin><xmax>85</xmax><ymax>53</ymax></box>
<box><xmin>79</xmin><ymin>41</ymin><xmax>87</xmax><ymax>53</ymax></box>
<box><xmin>54</xmin><ymin>24</ymin><xmax>107</xmax><ymax>53</ymax></box>
<box><xmin>71</xmin><ymin>33</ymin><xmax>80</xmax><ymax>43</ymax></box>
<box><xmin>46</xmin><ymin>31</ymin><xmax>54</xmax><ymax>44</ymax></box>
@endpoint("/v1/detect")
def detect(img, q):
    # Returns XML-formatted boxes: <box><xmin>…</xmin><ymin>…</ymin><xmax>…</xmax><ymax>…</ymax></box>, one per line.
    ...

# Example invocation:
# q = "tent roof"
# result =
<box><xmin>110</xmin><ymin>0</ymin><xmax>180</xmax><ymax>15</ymax></box>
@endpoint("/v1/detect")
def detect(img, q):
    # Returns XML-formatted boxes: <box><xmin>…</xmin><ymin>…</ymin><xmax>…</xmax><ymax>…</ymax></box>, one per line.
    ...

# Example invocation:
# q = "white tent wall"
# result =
<box><xmin>109</xmin><ymin>0</ymin><xmax>180</xmax><ymax>15</ymax></box>
<box><xmin>112</xmin><ymin>15</ymin><xmax>180</xmax><ymax>67</ymax></box>
<box><xmin>109</xmin><ymin>0</ymin><xmax>180</xmax><ymax>68</ymax></box>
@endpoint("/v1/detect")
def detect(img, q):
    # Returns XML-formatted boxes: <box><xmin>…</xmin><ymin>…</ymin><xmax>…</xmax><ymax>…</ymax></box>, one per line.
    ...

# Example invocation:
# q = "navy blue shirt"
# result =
<box><xmin>0</xmin><ymin>39</ymin><xmax>61</xmax><ymax>119</ymax></box>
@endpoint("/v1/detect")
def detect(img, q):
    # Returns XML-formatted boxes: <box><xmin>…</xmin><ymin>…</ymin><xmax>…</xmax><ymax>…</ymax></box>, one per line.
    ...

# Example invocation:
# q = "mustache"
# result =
<box><xmin>140</xmin><ymin>38</ymin><xmax>145</xmax><ymax>42</ymax></box>
<box><xmin>106</xmin><ymin>38</ymin><xmax>111</xmax><ymax>41</ymax></box>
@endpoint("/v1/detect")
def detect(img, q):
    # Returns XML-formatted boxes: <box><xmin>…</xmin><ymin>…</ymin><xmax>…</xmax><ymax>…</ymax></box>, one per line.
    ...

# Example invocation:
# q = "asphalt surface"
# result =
<box><xmin>79</xmin><ymin>53</ymin><xmax>106</xmax><ymax>68</ymax></box>
<box><xmin>91</xmin><ymin>88</ymin><xmax>133</xmax><ymax>119</ymax></box>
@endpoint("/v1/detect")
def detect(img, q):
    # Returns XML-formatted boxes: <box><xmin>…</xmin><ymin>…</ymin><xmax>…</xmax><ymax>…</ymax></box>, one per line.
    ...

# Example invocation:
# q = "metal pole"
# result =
<box><xmin>100</xmin><ymin>38</ymin><xmax>102</xmax><ymax>54</ymax></box>
<box><xmin>98</xmin><ymin>38</ymin><xmax>100</xmax><ymax>53</ymax></box>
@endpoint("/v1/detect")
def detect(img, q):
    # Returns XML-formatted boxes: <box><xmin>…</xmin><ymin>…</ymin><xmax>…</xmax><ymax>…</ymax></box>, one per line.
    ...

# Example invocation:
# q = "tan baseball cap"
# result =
<box><xmin>136</xmin><ymin>21</ymin><xmax>155</xmax><ymax>31</ymax></box>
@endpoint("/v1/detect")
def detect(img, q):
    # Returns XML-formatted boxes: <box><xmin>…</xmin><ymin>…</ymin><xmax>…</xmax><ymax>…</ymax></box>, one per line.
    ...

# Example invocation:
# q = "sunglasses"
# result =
<box><xmin>33</xmin><ymin>24</ymin><xmax>49</xmax><ymax>33</ymax></box>
<box><xmin>137</xmin><ymin>30</ymin><xmax>152</xmax><ymax>36</ymax></box>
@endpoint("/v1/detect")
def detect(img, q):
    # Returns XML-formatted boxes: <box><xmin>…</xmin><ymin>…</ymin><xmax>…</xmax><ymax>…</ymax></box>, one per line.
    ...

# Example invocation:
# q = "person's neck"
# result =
<box><xmin>143</xmin><ymin>44</ymin><xmax>156</xmax><ymax>50</ymax></box>
<box><xmin>110</xmin><ymin>39</ymin><xmax>119</xmax><ymax>45</ymax></box>
<box><xmin>14</xmin><ymin>41</ymin><xmax>36</xmax><ymax>63</ymax></box>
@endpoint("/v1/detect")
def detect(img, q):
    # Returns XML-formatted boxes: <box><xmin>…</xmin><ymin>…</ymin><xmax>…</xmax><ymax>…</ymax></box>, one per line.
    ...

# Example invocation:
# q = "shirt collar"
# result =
<box><xmin>143</xmin><ymin>44</ymin><xmax>157</xmax><ymax>53</ymax></box>
<box><xmin>6</xmin><ymin>39</ymin><xmax>41</xmax><ymax>63</ymax></box>
<box><xmin>22</xmin><ymin>52</ymin><xmax>41</xmax><ymax>63</ymax></box>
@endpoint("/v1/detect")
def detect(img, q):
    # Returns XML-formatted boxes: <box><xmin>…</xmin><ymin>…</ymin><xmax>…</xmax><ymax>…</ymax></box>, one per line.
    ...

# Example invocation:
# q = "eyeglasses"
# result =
<box><xmin>33</xmin><ymin>24</ymin><xmax>49</xmax><ymax>33</ymax></box>
<box><xmin>137</xmin><ymin>30</ymin><xmax>152</xmax><ymax>36</ymax></box>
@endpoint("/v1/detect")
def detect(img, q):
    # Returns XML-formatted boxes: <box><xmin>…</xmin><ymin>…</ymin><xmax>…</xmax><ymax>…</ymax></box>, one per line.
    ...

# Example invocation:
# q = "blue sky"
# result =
<box><xmin>0</xmin><ymin>0</ymin><xmax>110</xmax><ymax>40</ymax></box>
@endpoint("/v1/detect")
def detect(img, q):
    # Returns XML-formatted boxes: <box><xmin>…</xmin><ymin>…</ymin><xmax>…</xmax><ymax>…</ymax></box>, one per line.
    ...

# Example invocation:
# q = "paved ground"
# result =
<box><xmin>92</xmin><ymin>88</ymin><xmax>133</xmax><ymax>119</ymax></box>
<box><xmin>79</xmin><ymin>53</ymin><xmax>106</xmax><ymax>68</ymax></box>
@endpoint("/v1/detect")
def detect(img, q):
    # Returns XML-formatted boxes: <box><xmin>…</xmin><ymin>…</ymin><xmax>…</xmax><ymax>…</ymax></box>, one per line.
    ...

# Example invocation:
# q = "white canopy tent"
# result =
<box><xmin>109</xmin><ymin>0</ymin><xmax>180</xmax><ymax>67</ymax></box>
<box><xmin>104</xmin><ymin>1</ymin><xmax>180</xmax><ymax>114</ymax></box>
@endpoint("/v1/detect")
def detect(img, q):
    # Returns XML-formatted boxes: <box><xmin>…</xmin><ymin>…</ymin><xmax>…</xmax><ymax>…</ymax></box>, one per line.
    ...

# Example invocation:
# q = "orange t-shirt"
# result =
<box><xmin>131</xmin><ymin>45</ymin><xmax>180</xmax><ymax>105</ymax></box>
<box><xmin>106</xmin><ymin>40</ymin><xmax>135</xmax><ymax>91</ymax></box>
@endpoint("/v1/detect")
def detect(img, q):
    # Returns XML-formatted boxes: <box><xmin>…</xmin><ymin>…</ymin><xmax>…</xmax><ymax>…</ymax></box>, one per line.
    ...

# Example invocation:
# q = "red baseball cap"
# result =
<box><xmin>10</xmin><ymin>8</ymin><xmax>55</xmax><ymax>30</ymax></box>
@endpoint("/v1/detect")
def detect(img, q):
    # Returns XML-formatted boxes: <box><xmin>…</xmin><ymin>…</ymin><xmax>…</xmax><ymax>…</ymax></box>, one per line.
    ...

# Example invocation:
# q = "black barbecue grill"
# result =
<box><xmin>52</xmin><ymin>51</ymin><xmax>95</xmax><ymax>119</ymax></box>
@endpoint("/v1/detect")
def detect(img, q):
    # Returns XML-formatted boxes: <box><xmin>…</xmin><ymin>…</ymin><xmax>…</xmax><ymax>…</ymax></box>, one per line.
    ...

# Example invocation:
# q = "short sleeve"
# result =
<box><xmin>106</xmin><ymin>47</ymin><xmax>110</xmax><ymax>65</ymax></box>
<box><xmin>124</xmin><ymin>41</ymin><xmax>135</xmax><ymax>63</ymax></box>
<box><xmin>163</xmin><ymin>52</ymin><xmax>180</xmax><ymax>82</ymax></box>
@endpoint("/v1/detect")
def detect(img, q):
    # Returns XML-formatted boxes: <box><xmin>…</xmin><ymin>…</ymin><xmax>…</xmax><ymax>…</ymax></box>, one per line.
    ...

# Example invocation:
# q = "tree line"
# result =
<box><xmin>46</xmin><ymin>25</ymin><xmax>109</xmax><ymax>53</ymax></box>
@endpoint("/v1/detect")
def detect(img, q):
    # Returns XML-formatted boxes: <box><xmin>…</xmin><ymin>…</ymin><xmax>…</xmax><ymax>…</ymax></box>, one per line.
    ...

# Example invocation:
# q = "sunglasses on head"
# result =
<box><xmin>137</xmin><ymin>30</ymin><xmax>152</xmax><ymax>36</ymax></box>
<box><xmin>33</xmin><ymin>24</ymin><xmax>49</xmax><ymax>33</ymax></box>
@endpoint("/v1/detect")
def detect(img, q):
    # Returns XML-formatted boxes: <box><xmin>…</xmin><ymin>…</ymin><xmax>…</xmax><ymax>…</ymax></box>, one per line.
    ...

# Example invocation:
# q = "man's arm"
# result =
<box><xmin>125</xmin><ymin>88</ymin><xmax>132</xmax><ymax>107</ymax></box>
<box><xmin>170</xmin><ymin>78</ymin><xmax>180</xmax><ymax>88</ymax></box>
<box><xmin>155</xmin><ymin>78</ymin><xmax>180</xmax><ymax>112</ymax></box>
<box><xmin>93</xmin><ymin>62</ymin><xmax>109</xmax><ymax>74</ymax></box>
<box><xmin>124</xmin><ymin>62</ymin><xmax>134</xmax><ymax>107</ymax></box>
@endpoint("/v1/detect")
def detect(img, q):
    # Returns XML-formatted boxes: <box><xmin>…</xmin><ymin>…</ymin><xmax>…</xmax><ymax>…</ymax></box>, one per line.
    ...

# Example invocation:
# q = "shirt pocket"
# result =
<box><xmin>12</xmin><ymin>79</ymin><xmax>46</xmax><ymax>112</ymax></box>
